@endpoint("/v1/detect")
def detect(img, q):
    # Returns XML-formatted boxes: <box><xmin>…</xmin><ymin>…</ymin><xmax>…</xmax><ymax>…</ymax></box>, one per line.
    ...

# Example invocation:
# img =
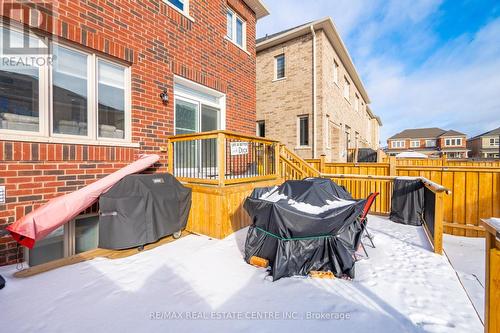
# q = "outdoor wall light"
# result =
<box><xmin>160</xmin><ymin>89</ymin><xmax>169</xmax><ymax>104</ymax></box>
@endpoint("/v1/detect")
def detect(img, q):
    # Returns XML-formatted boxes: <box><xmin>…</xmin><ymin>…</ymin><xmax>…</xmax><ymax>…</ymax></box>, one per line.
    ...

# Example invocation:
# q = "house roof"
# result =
<box><xmin>243</xmin><ymin>0</ymin><xmax>269</xmax><ymax>19</ymax></box>
<box><xmin>388</xmin><ymin>127</ymin><xmax>466</xmax><ymax>140</ymax></box>
<box><xmin>256</xmin><ymin>17</ymin><xmax>371</xmax><ymax>103</ymax></box>
<box><xmin>468</xmin><ymin>126</ymin><xmax>500</xmax><ymax>141</ymax></box>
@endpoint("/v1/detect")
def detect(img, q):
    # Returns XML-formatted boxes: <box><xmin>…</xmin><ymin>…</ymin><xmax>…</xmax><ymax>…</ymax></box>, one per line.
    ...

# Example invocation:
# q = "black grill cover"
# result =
<box><xmin>389</xmin><ymin>178</ymin><xmax>424</xmax><ymax>226</ymax></box>
<box><xmin>244</xmin><ymin>178</ymin><xmax>366</xmax><ymax>281</ymax></box>
<box><xmin>98</xmin><ymin>173</ymin><xmax>191</xmax><ymax>249</ymax></box>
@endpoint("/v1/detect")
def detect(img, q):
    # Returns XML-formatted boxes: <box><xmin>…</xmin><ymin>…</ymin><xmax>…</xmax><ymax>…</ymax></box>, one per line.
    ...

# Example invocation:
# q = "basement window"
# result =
<box><xmin>27</xmin><ymin>214</ymin><xmax>99</xmax><ymax>267</ymax></box>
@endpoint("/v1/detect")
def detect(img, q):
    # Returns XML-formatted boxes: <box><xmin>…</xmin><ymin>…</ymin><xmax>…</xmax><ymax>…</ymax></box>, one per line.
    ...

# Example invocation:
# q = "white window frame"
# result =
<box><xmin>274</xmin><ymin>54</ymin><xmax>286</xmax><ymax>80</ymax></box>
<box><xmin>445</xmin><ymin>138</ymin><xmax>462</xmax><ymax>146</ymax></box>
<box><xmin>25</xmin><ymin>213</ymin><xmax>98</xmax><ymax>267</ymax></box>
<box><xmin>391</xmin><ymin>140</ymin><xmax>405</xmax><ymax>148</ymax></box>
<box><xmin>343</xmin><ymin>77</ymin><xmax>350</xmax><ymax>101</ymax></box>
<box><xmin>163</xmin><ymin>0</ymin><xmax>193</xmax><ymax>21</ymax></box>
<box><xmin>297</xmin><ymin>115</ymin><xmax>310</xmax><ymax>148</ymax></box>
<box><xmin>226</xmin><ymin>8</ymin><xmax>246</xmax><ymax>50</ymax></box>
<box><xmin>354</xmin><ymin>94</ymin><xmax>360</xmax><ymax>112</ymax></box>
<box><xmin>410</xmin><ymin>140</ymin><xmax>420</xmax><ymax>148</ymax></box>
<box><xmin>256</xmin><ymin>120</ymin><xmax>265</xmax><ymax>137</ymax></box>
<box><xmin>425</xmin><ymin>139</ymin><xmax>436</xmax><ymax>147</ymax></box>
<box><xmin>0</xmin><ymin>24</ymin><xmax>134</xmax><ymax>147</ymax></box>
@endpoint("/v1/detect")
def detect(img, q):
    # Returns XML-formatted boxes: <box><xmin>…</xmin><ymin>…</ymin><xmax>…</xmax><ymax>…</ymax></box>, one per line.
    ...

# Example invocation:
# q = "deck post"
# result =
<box><xmin>274</xmin><ymin>143</ymin><xmax>280</xmax><ymax>178</ymax></box>
<box><xmin>319</xmin><ymin>154</ymin><xmax>326</xmax><ymax>173</ymax></box>
<box><xmin>433</xmin><ymin>191</ymin><xmax>444</xmax><ymax>254</ymax></box>
<box><xmin>167</xmin><ymin>140</ymin><xmax>174</xmax><ymax>174</ymax></box>
<box><xmin>389</xmin><ymin>156</ymin><xmax>397</xmax><ymax>176</ymax></box>
<box><xmin>217</xmin><ymin>132</ymin><xmax>226</xmax><ymax>186</ymax></box>
<box><xmin>480</xmin><ymin>218</ymin><xmax>500</xmax><ymax>333</ymax></box>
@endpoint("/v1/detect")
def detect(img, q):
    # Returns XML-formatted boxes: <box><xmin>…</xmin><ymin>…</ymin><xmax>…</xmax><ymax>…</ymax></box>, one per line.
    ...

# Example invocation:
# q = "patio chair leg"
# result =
<box><xmin>364</xmin><ymin>227</ymin><xmax>376</xmax><ymax>248</ymax></box>
<box><xmin>360</xmin><ymin>242</ymin><xmax>369</xmax><ymax>258</ymax></box>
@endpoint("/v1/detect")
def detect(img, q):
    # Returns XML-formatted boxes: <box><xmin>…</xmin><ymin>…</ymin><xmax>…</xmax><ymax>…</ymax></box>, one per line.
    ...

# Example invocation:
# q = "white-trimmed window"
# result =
<box><xmin>410</xmin><ymin>140</ymin><xmax>420</xmax><ymax>148</ymax></box>
<box><xmin>275</xmin><ymin>54</ymin><xmax>285</xmax><ymax>80</ymax></box>
<box><xmin>343</xmin><ymin>77</ymin><xmax>350</xmax><ymax>101</ymax></box>
<box><xmin>333</xmin><ymin>60</ymin><xmax>339</xmax><ymax>84</ymax></box>
<box><xmin>256</xmin><ymin>120</ymin><xmax>265</xmax><ymax>137</ymax></box>
<box><xmin>164</xmin><ymin>0</ymin><xmax>189</xmax><ymax>15</ymax></box>
<box><xmin>27</xmin><ymin>214</ymin><xmax>99</xmax><ymax>266</ymax></box>
<box><xmin>425</xmin><ymin>139</ymin><xmax>436</xmax><ymax>147</ymax></box>
<box><xmin>391</xmin><ymin>140</ymin><xmax>405</xmax><ymax>148</ymax></box>
<box><xmin>489</xmin><ymin>138</ymin><xmax>499</xmax><ymax>146</ymax></box>
<box><xmin>445</xmin><ymin>138</ymin><xmax>462</xmax><ymax>146</ymax></box>
<box><xmin>297</xmin><ymin>115</ymin><xmax>309</xmax><ymax>147</ymax></box>
<box><xmin>226</xmin><ymin>8</ymin><xmax>246</xmax><ymax>49</ymax></box>
<box><xmin>0</xmin><ymin>25</ymin><xmax>131</xmax><ymax>144</ymax></box>
<box><xmin>354</xmin><ymin>94</ymin><xmax>360</xmax><ymax>112</ymax></box>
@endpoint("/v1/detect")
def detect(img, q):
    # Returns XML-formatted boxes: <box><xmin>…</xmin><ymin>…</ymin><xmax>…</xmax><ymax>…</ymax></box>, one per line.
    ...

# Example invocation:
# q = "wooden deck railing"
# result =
<box><xmin>167</xmin><ymin>130</ymin><xmax>280</xmax><ymax>186</ymax></box>
<box><xmin>321</xmin><ymin>173</ymin><xmax>449</xmax><ymax>254</ymax></box>
<box><xmin>480</xmin><ymin>218</ymin><xmax>500</xmax><ymax>333</ymax></box>
<box><xmin>279</xmin><ymin>145</ymin><xmax>320</xmax><ymax>180</ymax></box>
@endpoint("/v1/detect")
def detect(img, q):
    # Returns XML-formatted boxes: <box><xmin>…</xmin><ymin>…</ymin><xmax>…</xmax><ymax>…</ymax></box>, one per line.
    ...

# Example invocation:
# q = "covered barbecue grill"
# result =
<box><xmin>98</xmin><ymin>173</ymin><xmax>191</xmax><ymax>250</ymax></box>
<box><xmin>244</xmin><ymin>178</ymin><xmax>366</xmax><ymax>281</ymax></box>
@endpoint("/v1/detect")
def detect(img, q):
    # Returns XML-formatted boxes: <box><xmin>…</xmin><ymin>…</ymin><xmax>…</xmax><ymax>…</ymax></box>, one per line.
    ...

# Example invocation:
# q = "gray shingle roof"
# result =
<box><xmin>468</xmin><ymin>126</ymin><xmax>500</xmax><ymax>140</ymax></box>
<box><xmin>256</xmin><ymin>21</ymin><xmax>314</xmax><ymax>44</ymax></box>
<box><xmin>388</xmin><ymin>127</ymin><xmax>466</xmax><ymax>140</ymax></box>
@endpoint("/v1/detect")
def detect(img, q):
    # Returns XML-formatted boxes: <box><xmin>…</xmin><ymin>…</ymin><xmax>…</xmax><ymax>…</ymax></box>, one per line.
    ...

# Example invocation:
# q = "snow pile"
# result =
<box><xmin>259</xmin><ymin>187</ymin><xmax>355</xmax><ymax>214</ymax></box>
<box><xmin>287</xmin><ymin>199</ymin><xmax>354</xmax><ymax>214</ymax></box>
<box><xmin>259</xmin><ymin>187</ymin><xmax>287</xmax><ymax>202</ymax></box>
<box><xmin>0</xmin><ymin>215</ymin><xmax>482</xmax><ymax>333</ymax></box>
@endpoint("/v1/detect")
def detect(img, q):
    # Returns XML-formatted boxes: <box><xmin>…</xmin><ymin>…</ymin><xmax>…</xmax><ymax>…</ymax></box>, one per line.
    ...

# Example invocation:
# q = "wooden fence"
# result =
<box><xmin>306</xmin><ymin>156</ymin><xmax>500</xmax><ymax>237</ymax></box>
<box><xmin>480</xmin><ymin>218</ymin><xmax>500</xmax><ymax>333</ymax></box>
<box><xmin>322</xmin><ymin>173</ymin><xmax>447</xmax><ymax>254</ymax></box>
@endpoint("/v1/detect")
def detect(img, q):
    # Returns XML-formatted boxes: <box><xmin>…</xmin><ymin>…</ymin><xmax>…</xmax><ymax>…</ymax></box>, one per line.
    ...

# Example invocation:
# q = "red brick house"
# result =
<box><xmin>386</xmin><ymin>127</ymin><xmax>468</xmax><ymax>159</ymax></box>
<box><xmin>0</xmin><ymin>0</ymin><xmax>269</xmax><ymax>266</ymax></box>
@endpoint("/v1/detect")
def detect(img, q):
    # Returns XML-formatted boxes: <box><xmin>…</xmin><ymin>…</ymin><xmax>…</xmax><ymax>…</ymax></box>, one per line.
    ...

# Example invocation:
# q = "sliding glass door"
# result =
<box><xmin>174</xmin><ymin>97</ymin><xmax>220</xmax><ymax>178</ymax></box>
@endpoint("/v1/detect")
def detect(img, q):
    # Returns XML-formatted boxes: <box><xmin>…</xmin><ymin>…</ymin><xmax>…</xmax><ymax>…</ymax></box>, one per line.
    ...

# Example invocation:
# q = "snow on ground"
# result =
<box><xmin>0</xmin><ymin>215</ymin><xmax>482</xmax><ymax>333</ymax></box>
<box><xmin>443</xmin><ymin>234</ymin><xmax>485</xmax><ymax>322</ymax></box>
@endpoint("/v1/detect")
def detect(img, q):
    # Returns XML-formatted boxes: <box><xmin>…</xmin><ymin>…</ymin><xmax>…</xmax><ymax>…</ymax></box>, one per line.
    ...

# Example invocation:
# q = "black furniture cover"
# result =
<box><xmin>244</xmin><ymin>178</ymin><xmax>366</xmax><ymax>281</ymax></box>
<box><xmin>98</xmin><ymin>173</ymin><xmax>191</xmax><ymax>250</ymax></box>
<box><xmin>357</xmin><ymin>148</ymin><xmax>378</xmax><ymax>162</ymax></box>
<box><xmin>389</xmin><ymin>177</ymin><xmax>424</xmax><ymax>226</ymax></box>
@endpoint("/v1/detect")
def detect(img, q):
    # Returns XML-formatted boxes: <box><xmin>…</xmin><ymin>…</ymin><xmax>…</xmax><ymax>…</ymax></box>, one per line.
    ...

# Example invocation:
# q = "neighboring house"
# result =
<box><xmin>256</xmin><ymin>17</ymin><xmax>382</xmax><ymax>162</ymax></box>
<box><xmin>0</xmin><ymin>0</ymin><xmax>269</xmax><ymax>266</ymax></box>
<box><xmin>386</xmin><ymin>128</ymin><xmax>468</xmax><ymax>159</ymax></box>
<box><xmin>467</xmin><ymin>127</ymin><xmax>500</xmax><ymax>159</ymax></box>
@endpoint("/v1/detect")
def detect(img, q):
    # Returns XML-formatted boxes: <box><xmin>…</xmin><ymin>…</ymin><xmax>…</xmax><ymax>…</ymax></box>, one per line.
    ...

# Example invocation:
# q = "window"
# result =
<box><xmin>489</xmin><ymin>138</ymin><xmax>499</xmax><ymax>146</ymax></box>
<box><xmin>445</xmin><ymin>138</ymin><xmax>462</xmax><ymax>146</ymax></box>
<box><xmin>391</xmin><ymin>140</ymin><xmax>405</xmax><ymax>148</ymax></box>
<box><xmin>165</xmin><ymin>0</ymin><xmax>189</xmax><ymax>14</ymax></box>
<box><xmin>425</xmin><ymin>139</ymin><xmax>436</xmax><ymax>147</ymax></box>
<box><xmin>98</xmin><ymin>60</ymin><xmax>126</xmax><ymax>139</ymax></box>
<box><xmin>27</xmin><ymin>214</ymin><xmax>99</xmax><ymax>266</ymax></box>
<box><xmin>354</xmin><ymin>94</ymin><xmax>360</xmax><ymax>112</ymax></box>
<box><xmin>343</xmin><ymin>77</ymin><xmax>350</xmax><ymax>100</ymax></box>
<box><xmin>226</xmin><ymin>8</ymin><xmax>246</xmax><ymax>49</ymax></box>
<box><xmin>410</xmin><ymin>140</ymin><xmax>420</xmax><ymax>148</ymax></box>
<box><xmin>256</xmin><ymin>120</ymin><xmax>265</xmax><ymax>137</ymax></box>
<box><xmin>298</xmin><ymin>116</ymin><xmax>309</xmax><ymax>146</ymax></box>
<box><xmin>275</xmin><ymin>54</ymin><xmax>285</xmax><ymax>80</ymax></box>
<box><xmin>333</xmin><ymin>60</ymin><xmax>339</xmax><ymax>84</ymax></box>
<box><xmin>0</xmin><ymin>25</ymin><xmax>131</xmax><ymax>143</ymax></box>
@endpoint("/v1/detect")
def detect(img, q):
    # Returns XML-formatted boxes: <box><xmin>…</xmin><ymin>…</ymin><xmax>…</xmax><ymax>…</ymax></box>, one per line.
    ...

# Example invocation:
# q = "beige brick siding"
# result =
<box><xmin>257</xmin><ymin>29</ymin><xmax>380</xmax><ymax>162</ymax></box>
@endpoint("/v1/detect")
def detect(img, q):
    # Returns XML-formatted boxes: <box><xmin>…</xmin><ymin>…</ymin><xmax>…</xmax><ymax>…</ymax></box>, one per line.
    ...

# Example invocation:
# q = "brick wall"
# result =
<box><xmin>0</xmin><ymin>0</ymin><xmax>258</xmax><ymax>266</ymax></box>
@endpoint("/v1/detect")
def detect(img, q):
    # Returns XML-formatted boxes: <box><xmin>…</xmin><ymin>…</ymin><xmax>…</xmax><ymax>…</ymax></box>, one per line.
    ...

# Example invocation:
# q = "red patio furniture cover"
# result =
<box><xmin>6</xmin><ymin>154</ymin><xmax>160</xmax><ymax>249</ymax></box>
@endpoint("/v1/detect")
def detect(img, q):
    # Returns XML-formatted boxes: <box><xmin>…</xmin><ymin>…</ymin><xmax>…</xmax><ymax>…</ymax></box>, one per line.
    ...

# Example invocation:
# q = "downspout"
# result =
<box><xmin>310</xmin><ymin>25</ymin><xmax>317</xmax><ymax>159</ymax></box>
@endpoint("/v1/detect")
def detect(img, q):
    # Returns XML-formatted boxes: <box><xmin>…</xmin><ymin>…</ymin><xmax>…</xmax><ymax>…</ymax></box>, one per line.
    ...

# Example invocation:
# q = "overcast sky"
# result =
<box><xmin>256</xmin><ymin>0</ymin><xmax>500</xmax><ymax>144</ymax></box>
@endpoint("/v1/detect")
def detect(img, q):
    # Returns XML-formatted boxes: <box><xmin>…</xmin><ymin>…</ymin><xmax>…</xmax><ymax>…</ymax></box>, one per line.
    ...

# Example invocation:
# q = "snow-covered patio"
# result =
<box><xmin>0</xmin><ymin>215</ymin><xmax>483</xmax><ymax>333</ymax></box>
